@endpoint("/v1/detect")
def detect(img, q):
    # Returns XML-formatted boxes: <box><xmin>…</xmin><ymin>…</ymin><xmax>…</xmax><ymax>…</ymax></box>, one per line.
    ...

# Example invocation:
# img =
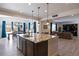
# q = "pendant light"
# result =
<box><xmin>37</xmin><ymin>7</ymin><xmax>41</xmax><ymax>40</ymax></box>
<box><xmin>38</xmin><ymin>7</ymin><xmax>40</xmax><ymax>24</ymax></box>
<box><xmin>46</xmin><ymin>3</ymin><xmax>49</xmax><ymax>25</ymax></box>
<box><xmin>46</xmin><ymin>3</ymin><xmax>50</xmax><ymax>35</ymax></box>
<box><xmin>32</xmin><ymin>10</ymin><xmax>34</xmax><ymax>33</ymax></box>
<box><xmin>28</xmin><ymin>3</ymin><xmax>31</xmax><ymax>5</ymax></box>
<box><xmin>32</xmin><ymin>10</ymin><xmax>34</xmax><ymax>23</ymax></box>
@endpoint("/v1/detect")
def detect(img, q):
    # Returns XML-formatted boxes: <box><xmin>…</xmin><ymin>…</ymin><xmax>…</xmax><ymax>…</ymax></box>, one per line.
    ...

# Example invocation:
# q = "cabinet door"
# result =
<box><xmin>19</xmin><ymin>37</ymin><xmax>23</xmax><ymax>52</ymax></box>
<box><xmin>34</xmin><ymin>41</ymin><xmax>48</xmax><ymax>56</ymax></box>
<box><xmin>22</xmin><ymin>39</ymin><xmax>27</xmax><ymax>56</ymax></box>
<box><xmin>17</xmin><ymin>36</ymin><xmax>19</xmax><ymax>49</ymax></box>
<box><xmin>26</xmin><ymin>40</ymin><xmax>34</xmax><ymax>56</ymax></box>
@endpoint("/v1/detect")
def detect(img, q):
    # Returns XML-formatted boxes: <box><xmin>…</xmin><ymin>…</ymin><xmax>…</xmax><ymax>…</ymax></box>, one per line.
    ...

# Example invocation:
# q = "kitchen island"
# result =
<box><xmin>17</xmin><ymin>33</ymin><xmax>58</xmax><ymax>56</ymax></box>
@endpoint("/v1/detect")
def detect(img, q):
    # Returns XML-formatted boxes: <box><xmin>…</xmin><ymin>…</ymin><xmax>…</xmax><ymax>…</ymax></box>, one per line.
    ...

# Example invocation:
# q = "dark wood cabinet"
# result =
<box><xmin>26</xmin><ymin>40</ymin><xmax>34</xmax><ymax>56</ymax></box>
<box><xmin>34</xmin><ymin>41</ymin><xmax>48</xmax><ymax>56</ymax></box>
<box><xmin>17</xmin><ymin>36</ymin><xmax>48</xmax><ymax>56</ymax></box>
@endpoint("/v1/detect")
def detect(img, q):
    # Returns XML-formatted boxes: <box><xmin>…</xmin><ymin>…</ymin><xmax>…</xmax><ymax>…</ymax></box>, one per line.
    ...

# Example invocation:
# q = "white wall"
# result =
<box><xmin>40</xmin><ymin>21</ymin><xmax>50</xmax><ymax>34</ymax></box>
<box><xmin>54</xmin><ymin>14</ymin><xmax>79</xmax><ymax>23</ymax></box>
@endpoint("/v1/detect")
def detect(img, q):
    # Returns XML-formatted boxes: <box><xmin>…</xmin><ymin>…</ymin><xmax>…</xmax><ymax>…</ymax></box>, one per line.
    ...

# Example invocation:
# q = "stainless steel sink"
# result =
<box><xmin>23</xmin><ymin>34</ymin><xmax>30</xmax><ymax>37</ymax></box>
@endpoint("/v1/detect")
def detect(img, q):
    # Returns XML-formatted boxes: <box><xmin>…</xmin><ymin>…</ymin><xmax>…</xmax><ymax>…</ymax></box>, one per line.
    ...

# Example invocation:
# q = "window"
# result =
<box><xmin>52</xmin><ymin>24</ymin><xmax>56</xmax><ymax>31</ymax></box>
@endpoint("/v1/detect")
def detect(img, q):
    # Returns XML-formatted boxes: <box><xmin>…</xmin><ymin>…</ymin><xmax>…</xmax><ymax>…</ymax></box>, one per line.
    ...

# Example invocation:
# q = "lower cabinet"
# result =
<box><xmin>22</xmin><ymin>39</ymin><xmax>27</xmax><ymax>55</ymax></box>
<box><xmin>18</xmin><ymin>36</ymin><xmax>48</xmax><ymax>56</ymax></box>
<box><xmin>19</xmin><ymin>36</ymin><xmax>23</xmax><ymax>52</ymax></box>
<box><xmin>34</xmin><ymin>41</ymin><xmax>48</xmax><ymax>56</ymax></box>
<box><xmin>26</xmin><ymin>40</ymin><xmax>33</xmax><ymax>56</ymax></box>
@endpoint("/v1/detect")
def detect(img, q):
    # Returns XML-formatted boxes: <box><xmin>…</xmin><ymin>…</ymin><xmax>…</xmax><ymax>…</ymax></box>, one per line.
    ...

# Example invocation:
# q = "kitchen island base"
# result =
<box><xmin>17</xmin><ymin>34</ymin><xmax>58</xmax><ymax>56</ymax></box>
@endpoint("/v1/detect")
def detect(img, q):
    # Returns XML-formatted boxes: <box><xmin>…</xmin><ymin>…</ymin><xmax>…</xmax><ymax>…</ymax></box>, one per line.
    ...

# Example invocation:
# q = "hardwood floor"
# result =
<box><xmin>0</xmin><ymin>35</ymin><xmax>79</xmax><ymax>56</ymax></box>
<box><xmin>0</xmin><ymin>37</ymin><xmax>23</xmax><ymax>56</ymax></box>
<box><xmin>58</xmin><ymin>37</ymin><xmax>79</xmax><ymax>56</ymax></box>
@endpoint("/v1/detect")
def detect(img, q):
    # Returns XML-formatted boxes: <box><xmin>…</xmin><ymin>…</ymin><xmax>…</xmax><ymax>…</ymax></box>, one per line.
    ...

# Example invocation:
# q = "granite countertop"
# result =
<box><xmin>17</xmin><ymin>33</ymin><xmax>56</xmax><ymax>43</ymax></box>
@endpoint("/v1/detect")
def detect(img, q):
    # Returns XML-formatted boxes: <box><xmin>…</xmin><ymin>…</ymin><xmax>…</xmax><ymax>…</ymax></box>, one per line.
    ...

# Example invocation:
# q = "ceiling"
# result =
<box><xmin>0</xmin><ymin>3</ymin><xmax>79</xmax><ymax>20</ymax></box>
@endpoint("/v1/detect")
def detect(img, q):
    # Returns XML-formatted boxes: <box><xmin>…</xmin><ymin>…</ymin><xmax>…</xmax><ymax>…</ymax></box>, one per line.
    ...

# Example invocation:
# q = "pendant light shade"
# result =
<box><xmin>32</xmin><ymin>10</ymin><xmax>34</xmax><ymax>26</ymax></box>
<box><xmin>46</xmin><ymin>3</ymin><xmax>49</xmax><ymax>25</ymax></box>
<box><xmin>32</xmin><ymin>10</ymin><xmax>34</xmax><ymax>21</ymax></box>
<box><xmin>38</xmin><ymin>7</ymin><xmax>40</xmax><ymax>24</ymax></box>
<box><xmin>32</xmin><ymin>10</ymin><xmax>34</xmax><ymax>33</ymax></box>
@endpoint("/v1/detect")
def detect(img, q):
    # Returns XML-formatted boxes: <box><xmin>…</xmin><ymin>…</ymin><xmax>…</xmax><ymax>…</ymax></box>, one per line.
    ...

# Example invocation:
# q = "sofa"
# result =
<box><xmin>51</xmin><ymin>32</ymin><xmax>73</xmax><ymax>39</ymax></box>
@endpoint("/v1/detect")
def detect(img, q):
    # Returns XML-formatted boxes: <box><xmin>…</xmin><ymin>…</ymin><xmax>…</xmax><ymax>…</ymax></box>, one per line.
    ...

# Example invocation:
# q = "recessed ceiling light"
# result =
<box><xmin>72</xmin><ymin>15</ymin><xmax>74</xmax><ymax>16</ymax></box>
<box><xmin>65</xmin><ymin>3</ymin><xmax>70</xmax><ymax>4</ymax></box>
<box><xmin>44</xmin><ymin>10</ymin><xmax>47</xmax><ymax>13</ymax></box>
<box><xmin>28</xmin><ymin>3</ymin><xmax>31</xmax><ymax>5</ymax></box>
<box><xmin>20</xmin><ymin>11</ymin><xmax>23</xmax><ymax>13</ymax></box>
<box><xmin>46</xmin><ymin>22</ymin><xmax>49</xmax><ymax>25</ymax></box>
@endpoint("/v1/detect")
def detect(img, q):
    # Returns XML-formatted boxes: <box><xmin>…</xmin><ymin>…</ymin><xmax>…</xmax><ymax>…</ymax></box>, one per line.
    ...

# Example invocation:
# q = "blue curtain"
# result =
<box><xmin>11</xmin><ymin>22</ymin><xmax>14</xmax><ymax>31</ymax></box>
<box><xmin>28</xmin><ymin>22</ymin><xmax>30</xmax><ymax>32</ymax></box>
<box><xmin>23</xmin><ymin>23</ymin><xmax>26</xmax><ymax>33</ymax></box>
<box><xmin>34</xmin><ymin>22</ymin><xmax>36</xmax><ymax>33</ymax></box>
<box><xmin>2</xmin><ymin>21</ymin><xmax>6</xmax><ymax>38</ymax></box>
<box><xmin>50</xmin><ymin>23</ymin><xmax>52</xmax><ymax>34</ymax></box>
<box><xmin>18</xmin><ymin>22</ymin><xmax>20</xmax><ymax>32</ymax></box>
